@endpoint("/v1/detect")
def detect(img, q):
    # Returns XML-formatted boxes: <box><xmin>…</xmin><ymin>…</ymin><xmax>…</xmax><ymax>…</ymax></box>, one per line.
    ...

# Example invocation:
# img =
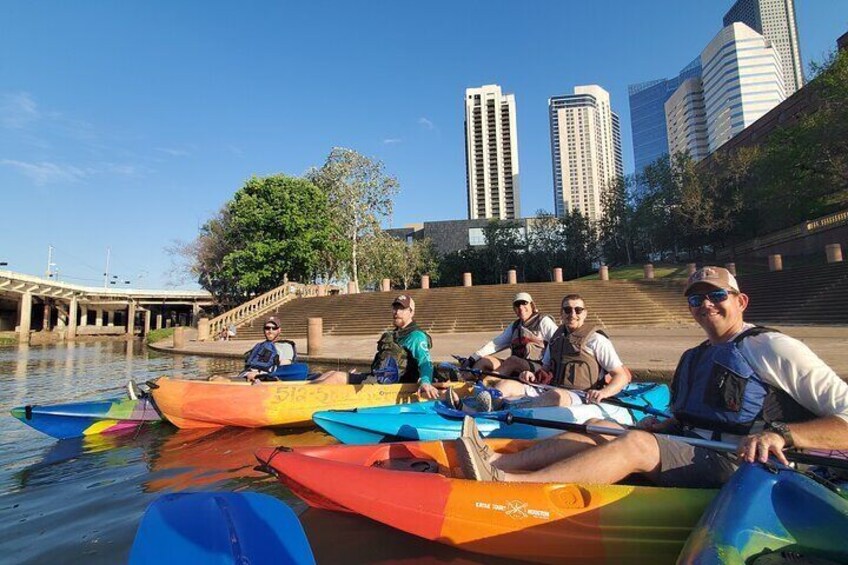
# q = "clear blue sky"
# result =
<box><xmin>2</xmin><ymin>1</ymin><xmax>846</xmax><ymax>289</ymax></box>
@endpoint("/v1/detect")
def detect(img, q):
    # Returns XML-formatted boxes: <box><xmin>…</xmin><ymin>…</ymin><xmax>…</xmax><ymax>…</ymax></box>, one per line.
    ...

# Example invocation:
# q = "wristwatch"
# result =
<box><xmin>766</xmin><ymin>421</ymin><xmax>794</xmax><ymax>448</ymax></box>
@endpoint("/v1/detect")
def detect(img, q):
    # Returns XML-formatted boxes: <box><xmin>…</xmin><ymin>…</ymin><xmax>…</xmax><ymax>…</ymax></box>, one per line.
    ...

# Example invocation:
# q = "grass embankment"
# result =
<box><xmin>577</xmin><ymin>263</ymin><xmax>690</xmax><ymax>281</ymax></box>
<box><xmin>146</xmin><ymin>327</ymin><xmax>175</xmax><ymax>344</ymax></box>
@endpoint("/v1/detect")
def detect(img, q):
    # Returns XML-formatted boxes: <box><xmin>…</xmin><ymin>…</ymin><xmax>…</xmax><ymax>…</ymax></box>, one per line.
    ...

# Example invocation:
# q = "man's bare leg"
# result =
<box><xmin>307</xmin><ymin>370</ymin><xmax>348</xmax><ymax>385</ymax></box>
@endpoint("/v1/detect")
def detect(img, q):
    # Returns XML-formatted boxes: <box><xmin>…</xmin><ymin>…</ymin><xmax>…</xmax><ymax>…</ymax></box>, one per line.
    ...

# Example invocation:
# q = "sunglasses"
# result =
<box><xmin>687</xmin><ymin>289</ymin><xmax>734</xmax><ymax>308</ymax></box>
<box><xmin>513</xmin><ymin>301</ymin><xmax>529</xmax><ymax>307</ymax></box>
<box><xmin>263</xmin><ymin>325</ymin><xmax>279</xmax><ymax>331</ymax></box>
<box><xmin>562</xmin><ymin>306</ymin><xmax>585</xmax><ymax>315</ymax></box>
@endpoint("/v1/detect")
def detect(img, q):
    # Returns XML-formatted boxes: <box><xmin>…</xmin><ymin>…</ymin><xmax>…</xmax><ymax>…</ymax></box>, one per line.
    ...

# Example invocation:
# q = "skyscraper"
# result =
<box><xmin>701</xmin><ymin>22</ymin><xmax>786</xmax><ymax>152</ymax></box>
<box><xmin>627</xmin><ymin>58</ymin><xmax>702</xmax><ymax>179</ymax></box>
<box><xmin>723</xmin><ymin>0</ymin><xmax>804</xmax><ymax>95</ymax></box>
<box><xmin>464</xmin><ymin>85</ymin><xmax>520</xmax><ymax>220</ymax></box>
<box><xmin>549</xmin><ymin>85</ymin><xmax>622</xmax><ymax>222</ymax></box>
<box><xmin>665</xmin><ymin>77</ymin><xmax>709</xmax><ymax>161</ymax></box>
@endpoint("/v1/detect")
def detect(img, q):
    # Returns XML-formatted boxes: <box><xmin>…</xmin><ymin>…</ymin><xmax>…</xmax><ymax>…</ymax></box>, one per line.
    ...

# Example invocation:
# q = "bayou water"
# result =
<box><xmin>0</xmin><ymin>341</ymin><xmax>519</xmax><ymax>564</ymax></box>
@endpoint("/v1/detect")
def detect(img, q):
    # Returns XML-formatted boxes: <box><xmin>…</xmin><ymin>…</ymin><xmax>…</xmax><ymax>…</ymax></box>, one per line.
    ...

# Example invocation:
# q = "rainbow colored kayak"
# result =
<box><xmin>314</xmin><ymin>382</ymin><xmax>669</xmax><ymax>444</ymax></box>
<box><xmin>257</xmin><ymin>439</ymin><xmax>716</xmax><ymax>564</ymax></box>
<box><xmin>677</xmin><ymin>462</ymin><xmax>848</xmax><ymax>564</ymax></box>
<box><xmin>150</xmin><ymin>376</ymin><xmax>473</xmax><ymax>429</ymax></box>
<box><xmin>11</xmin><ymin>397</ymin><xmax>162</xmax><ymax>440</ymax></box>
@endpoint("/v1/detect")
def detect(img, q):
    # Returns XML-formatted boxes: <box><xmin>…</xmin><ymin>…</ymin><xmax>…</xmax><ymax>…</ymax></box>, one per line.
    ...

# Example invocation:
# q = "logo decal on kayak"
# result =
<box><xmin>474</xmin><ymin>500</ymin><xmax>550</xmax><ymax>520</ymax></box>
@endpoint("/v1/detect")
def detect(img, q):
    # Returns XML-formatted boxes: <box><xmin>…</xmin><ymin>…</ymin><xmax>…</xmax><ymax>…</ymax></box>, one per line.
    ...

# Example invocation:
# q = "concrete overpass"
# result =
<box><xmin>0</xmin><ymin>270</ymin><xmax>214</xmax><ymax>343</ymax></box>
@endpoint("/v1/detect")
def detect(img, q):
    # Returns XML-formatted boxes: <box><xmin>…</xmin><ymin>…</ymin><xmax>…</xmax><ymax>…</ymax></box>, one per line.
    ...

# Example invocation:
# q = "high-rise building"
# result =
<box><xmin>723</xmin><ymin>0</ymin><xmax>804</xmax><ymax>95</ymax></box>
<box><xmin>627</xmin><ymin>58</ymin><xmax>701</xmax><ymax>178</ymax></box>
<box><xmin>549</xmin><ymin>85</ymin><xmax>622</xmax><ymax>221</ymax></box>
<box><xmin>701</xmin><ymin>22</ymin><xmax>786</xmax><ymax>152</ymax></box>
<box><xmin>664</xmin><ymin>77</ymin><xmax>709</xmax><ymax>162</ymax></box>
<box><xmin>464</xmin><ymin>85</ymin><xmax>520</xmax><ymax>220</ymax></box>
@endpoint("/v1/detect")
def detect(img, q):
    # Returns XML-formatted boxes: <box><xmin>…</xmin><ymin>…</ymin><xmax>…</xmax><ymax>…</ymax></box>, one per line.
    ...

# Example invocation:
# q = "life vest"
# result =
<box><xmin>671</xmin><ymin>327</ymin><xmax>816</xmax><ymax>436</ymax></box>
<box><xmin>371</xmin><ymin>322</ymin><xmax>433</xmax><ymax>384</ymax></box>
<box><xmin>244</xmin><ymin>341</ymin><xmax>281</xmax><ymax>373</ymax></box>
<box><xmin>509</xmin><ymin>313</ymin><xmax>552</xmax><ymax>362</ymax></box>
<box><xmin>546</xmin><ymin>324</ymin><xmax>608</xmax><ymax>390</ymax></box>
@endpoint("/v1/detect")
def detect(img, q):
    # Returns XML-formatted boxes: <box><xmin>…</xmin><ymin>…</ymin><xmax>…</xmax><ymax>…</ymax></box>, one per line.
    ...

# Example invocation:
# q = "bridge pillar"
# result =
<box><xmin>768</xmin><ymin>254</ymin><xmax>783</xmax><ymax>272</ymax></box>
<box><xmin>463</xmin><ymin>272</ymin><xmax>472</xmax><ymax>287</ymax></box>
<box><xmin>507</xmin><ymin>269</ymin><xmax>517</xmax><ymax>284</ymax></box>
<box><xmin>127</xmin><ymin>302</ymin><xmax>136</xmax><ymax>337</ymax></box>
<box><xmin>66</xmin><ymin>296</ymin><xmax>78</xmax><ymax>341</ymax></box>
<box><xmin>420</xmin><ymin>275</ymin><xmax>430</xmax><ymax>290</ymax></box>
<box><xmin>42</xmin><ymin>301</ymin><xmax>51</xmax><ymax>331</ymax></box>
<box><xmin>143</xmin><ymin>310</ymin><xmax>152</xmax><ymax>336</ymax></box>
<box><xmin>95</xmin><ymin>309</ymin><xmax>103</xmax><ymax>327</ymax></box>
<box><xmin>599</xmin><ymin>266</ymin><xmax>609</xmax><ymax>281</ymax></box>
<box><xmin>826</xmin><ymin>243</ymin><xmax>843</xmax><ymax>263</ymax></box>
<box><xmin>56</xmin><ymin>303</ymin><xmax>67</xmax><ymax>332</ymax></box>
<box><xmin>553</xmin><ymin>268</ymin><xmax>563</xmax><ymax>282</ymax></box>
<box><xmin>644</xmin><ymin>263</ymin><xmax>654</xmax><ymax>279</ymax></box>
<box><xmin>724</xmin><ymin>262</ymin><xmax>737</xmax><ymax>276</ymax></box>
<box><xmin>191</xmin><ymin>302</ymin><xmax>200</xmax><ymax>327</ymax></box>
<box><xmin>155</xmin><ymin>313</ymin><xmax>163</xmax><ymax>330</ymax></box>
<box><xmin>18</xmin><ymin>292</ymin><xmax>32</xmax><ymax>344</ymax></box>
<box><xmin>307</xmin><ymin>317</ymin><xmax>323</xmax><ymax>355</ymax></box>
<box><xmin>80</xmin><ymin>306</ymin><xmax>88</xmax><ymax>327</ymax></box>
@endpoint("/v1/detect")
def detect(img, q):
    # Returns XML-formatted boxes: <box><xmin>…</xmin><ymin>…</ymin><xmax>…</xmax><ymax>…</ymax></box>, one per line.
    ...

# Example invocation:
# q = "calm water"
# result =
<box><xmin>0</xmin><ymin>341</ymin><xmax>519</xmax><ymax>564</ymax></box>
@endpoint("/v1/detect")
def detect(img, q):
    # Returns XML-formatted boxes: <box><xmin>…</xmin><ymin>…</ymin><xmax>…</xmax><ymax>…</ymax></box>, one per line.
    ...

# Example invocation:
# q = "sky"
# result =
<box><xmin>1</xmin><ymin>1</ymin><xmax>846</xmax><ymax>289</ymax></box>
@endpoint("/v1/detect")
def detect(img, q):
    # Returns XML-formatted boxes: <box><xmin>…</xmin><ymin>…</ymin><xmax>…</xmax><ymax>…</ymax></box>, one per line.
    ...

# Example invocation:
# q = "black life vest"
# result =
<box><xmin>546</xmin><ymin>324</ymin><xmax>608</xmax><ymax>390</ymax></box>
<box><xmin>371</xmin><ymin>322</ymin><xmax>433</xmax><ymax>384</ymax></box>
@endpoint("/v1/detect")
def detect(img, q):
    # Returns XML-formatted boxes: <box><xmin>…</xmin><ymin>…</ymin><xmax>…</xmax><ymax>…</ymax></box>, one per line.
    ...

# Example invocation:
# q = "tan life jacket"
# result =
<box><xmin>547</xmin><ymin>324</ymin><xmax>608</xmax><ymax>390</ymax></box>
<box><xmin>509</xmin><ymin>313</ymin><xmax>552</xmax><ymax>362</ymax></box>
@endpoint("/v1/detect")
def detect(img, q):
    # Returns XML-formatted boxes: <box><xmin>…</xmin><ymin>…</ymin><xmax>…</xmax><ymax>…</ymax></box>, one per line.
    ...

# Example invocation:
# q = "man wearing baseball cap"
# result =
<box><xmin>457</xmin><ymin>266</ymin><xmax>848</xmax><ymax>486</ymax></box>
<box><xmin>309</xmin><ymin>294</ymin><xmax>440</xmax><ymax>399</ymax></box>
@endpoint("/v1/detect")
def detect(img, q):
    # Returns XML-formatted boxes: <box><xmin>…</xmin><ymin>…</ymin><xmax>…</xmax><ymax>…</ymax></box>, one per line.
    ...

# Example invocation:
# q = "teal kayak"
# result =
<box><xmin>677</xmin><ymin>462</ymin><xmax>848</xmax><ymax>564</ymax></box>
<box><xmin>314</xmin><ymin>382</ymin><xmax>669</xmax><ymax>444</ymax></box>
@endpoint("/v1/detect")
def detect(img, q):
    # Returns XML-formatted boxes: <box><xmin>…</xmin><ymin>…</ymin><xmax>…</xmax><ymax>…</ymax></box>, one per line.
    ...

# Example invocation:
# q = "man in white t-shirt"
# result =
<box><xmin>457</xmin><ymin>267</ymin><xmax>848</xmax><ymax>487</ymax></box>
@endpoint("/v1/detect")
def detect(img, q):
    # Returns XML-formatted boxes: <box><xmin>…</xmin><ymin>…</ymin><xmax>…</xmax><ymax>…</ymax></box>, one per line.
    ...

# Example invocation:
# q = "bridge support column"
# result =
<box><xmin>95</xmin><ymin>309</ymin><xmax>103</xmax><ymax>327</ymax></box>
<box><xmin>191</xmin><ymin>303</ymin><xmax>200</xmax><ymax>327</ymax></box>
<box><xmin>56</xmin><ymin>303</ymin><xmax>67</xmax><ymax>333</ymax></box>
<box><xmin>599</xmin><ymin>266</ymin><xmax>609</xmax><ymax>281</ymax></box>
<box><xmin>127</xmin><ymin>302</ymin><xmax>136</xmax><ymax>337</ymax></box>
<box><xmin>66</xmin><ymin>296</ymin><xmax>78</xmax><ymax>341</ymax></box>
<box><xmin>826</xmin><ymin>243</ymin><xmax>843</xmax><ymax>263</ymax></box>
<box><xmin>80</xmin><ymin>306</ymin><xmax>88</xmax><ymax>327</ymax></box>
<box><xmin>43</xmin><ymin>302</ymin><xmax>51</xmax><ymax>331</ymax></box>
<box><xmin>420</xmin><ymin>275</ymin><xmax>430</xmax><ymax>289</ymax></box>
<box><xmin>553</xmin><ymin>268</ymin><xmax>563</xmax><ymax>282</ymax></box>
<box><xmin>18</xmin><ymin>292</ymin><xmax>32</xmax><ymax>344</ymax></box>
<box><xmin>143</xmin><ymin>310</ymin><xmax>151</xmax><ymax>336</ymax></box>
<box><xmin>155</xmin><ymin>314</ymin><xmax>163</xmax><ymax>330</ymax></box>
<box><xmin>507</xmin><ymin>269</ymin><xmax>517</xmax><ymax>284</ymax></box>
<box><xmin>768</xmin><ymin>254</ymin><xmax>783</xmax><ymax>272</ymax></box>
<box><xmin>644</xmin><ymin>263</ymin><xmax>654</xmax><ymax>279</ymax></box>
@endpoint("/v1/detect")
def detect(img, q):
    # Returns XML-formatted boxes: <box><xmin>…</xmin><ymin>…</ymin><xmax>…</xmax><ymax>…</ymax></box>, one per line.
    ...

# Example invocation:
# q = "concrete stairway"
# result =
<box><xmin>236</xmin><ymin>279</ymin><xmax>694</xmax><ymax>340</ymax></box>
<box><xmin>739</xmin><ymin>262</ymin><xmax>848</xmax><ymax>325</ymax></box>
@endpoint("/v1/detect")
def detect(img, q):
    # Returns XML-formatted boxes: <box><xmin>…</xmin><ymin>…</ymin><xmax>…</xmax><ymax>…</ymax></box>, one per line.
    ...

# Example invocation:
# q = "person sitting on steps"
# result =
<box><xmin>456</xmin><ymin>267</ymin><xmax>848</xmax><ymax>487</ymax></box>
<box><xmin>308</xmin><ymin>294</ymin><xmax>444</xmax><ymax>399</ymax></box>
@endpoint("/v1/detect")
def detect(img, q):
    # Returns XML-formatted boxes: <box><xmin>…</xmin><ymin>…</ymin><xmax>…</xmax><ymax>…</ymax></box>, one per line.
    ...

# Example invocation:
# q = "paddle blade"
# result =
<box><xmin>129</xmin><ymin>492</ymin><xmax>315</xmax><ymax>565</ymax></box>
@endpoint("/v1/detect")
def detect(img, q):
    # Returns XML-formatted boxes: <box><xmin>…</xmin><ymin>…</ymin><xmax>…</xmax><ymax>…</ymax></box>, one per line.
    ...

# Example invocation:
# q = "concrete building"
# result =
<box><xmin>664</xmin><ymin>77</ymin><xmax>710</xmax><ymax>161</ymax></box>
<box><xmin>549</xmin><ymin>85</ymin><xmax>622</xmax><ymax>221</ymax></box>
<box><xmin>701</xmin><ymin>22</ymin><xmax>786</xmax><ymax>153</ymax></box>
<box><xmin>464</xmin><ymin>85</ymin><xmax>520</xmax><ymax>220</ymax></box>
<box><xmin>627</xmin><ymin>58</ymin><xmax>702</xmax><ymax>179</ymax></box>
<box><xmin>723</xmin><ymin>0</ymin><xmax>804</xmax><ymax>95</ymax></box>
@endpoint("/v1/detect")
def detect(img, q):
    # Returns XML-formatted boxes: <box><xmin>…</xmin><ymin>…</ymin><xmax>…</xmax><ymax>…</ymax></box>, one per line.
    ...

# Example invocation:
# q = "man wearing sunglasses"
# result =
<box><xmin>239</xmin><ymin>317</ymin><xmax>285</xmax><ymax>383</ymax></box>
<box><xmin>457</xmin><ymin>266</ymin><xmax>848</xmax><ymax>486</ymax></box>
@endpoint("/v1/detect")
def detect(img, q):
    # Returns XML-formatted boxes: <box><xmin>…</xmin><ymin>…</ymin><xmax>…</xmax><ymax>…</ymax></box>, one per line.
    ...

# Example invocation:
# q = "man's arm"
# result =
<box><xmin>584</xmin><ymin>334</ymin><xmax>631</xmax><ymax>403</ymax></box>
<box><xmin>472</xmin><ymin>325</ymin><xmax>514</xmax><ymax>359</ymax></box>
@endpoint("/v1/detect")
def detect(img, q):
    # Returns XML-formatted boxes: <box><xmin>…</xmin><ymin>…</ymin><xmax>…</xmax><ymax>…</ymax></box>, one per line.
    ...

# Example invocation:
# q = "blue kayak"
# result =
<box><xmin>130</xmin><ymin>492</ymin><xmax>315</xmax><ymax>565</ymax></box>
<box><xmin>314</xmin><ymin>382</ymin><xmax>669</xmax><ymax>444</ymax></box>
<box><xmin>677</xmin><ymin>462</ymin><xmax>848</xmax><ymax>564</ymax></box>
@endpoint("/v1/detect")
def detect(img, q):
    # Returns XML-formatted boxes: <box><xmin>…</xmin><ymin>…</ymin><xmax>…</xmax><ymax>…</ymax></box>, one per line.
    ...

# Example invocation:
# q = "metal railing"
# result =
<box><xmin>205</xmin><ymin>283</ymin><xmax>321</xmax><ymax>341</ymax></box>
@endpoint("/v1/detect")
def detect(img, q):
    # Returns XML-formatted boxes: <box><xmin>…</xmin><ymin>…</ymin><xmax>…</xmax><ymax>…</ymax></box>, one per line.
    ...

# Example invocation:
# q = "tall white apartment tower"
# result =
<box><xmin>549</xmin><ymin>85</ymin><xmax>622</xmax><ymax>221</ymax></box>
<box><xmin>464</xmin><ymin>85</ymin><xmax>520</xmax><ymax>220</ymax></box>
<box><xmin>724</xmin><ymin>0</ymin><xmax>804</xmax><ymax>95</ymax></box>
<box><xmin>665</xmin><ymin>77</ymin><xmax>709</xmax><ymax>161</ymax></box>
<box><xmin>701</xmin><ymin>22</ymin><xmax>786</xmax><ymax>152</ymax></box>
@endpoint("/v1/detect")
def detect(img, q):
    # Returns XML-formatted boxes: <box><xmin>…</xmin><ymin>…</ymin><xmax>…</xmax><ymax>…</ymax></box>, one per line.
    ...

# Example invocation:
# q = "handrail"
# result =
<box><xmin>206</xmin><ymin>282</ymin><xmax>322</xmax><ymax>341</ymax></box>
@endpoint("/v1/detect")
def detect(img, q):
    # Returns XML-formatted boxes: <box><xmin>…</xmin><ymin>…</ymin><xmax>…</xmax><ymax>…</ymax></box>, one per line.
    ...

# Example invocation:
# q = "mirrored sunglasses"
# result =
<box><xmin>687</xmin><ymin>289</ymin><xmax>732</xmax><ymax>308</ymax></box>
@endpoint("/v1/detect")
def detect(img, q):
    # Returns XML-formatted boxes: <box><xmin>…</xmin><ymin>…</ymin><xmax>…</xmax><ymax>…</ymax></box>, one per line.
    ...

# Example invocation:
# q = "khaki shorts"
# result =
<box><xmin>654</xmin><ymin>433</ymin><xmax>738</xmax><ymax>488</ymax></box>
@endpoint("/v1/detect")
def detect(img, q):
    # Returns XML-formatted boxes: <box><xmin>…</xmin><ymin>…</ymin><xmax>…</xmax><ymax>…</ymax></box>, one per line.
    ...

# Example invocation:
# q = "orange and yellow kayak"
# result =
<box><xmin>257</xmin><ymin>440</ymin><xmax>717</xmax><ymax>564</ymax></box>
<box><xmin>150</xmin><ymin>376</ymin><xmax>472</xmax><ymax>429</ymax></box>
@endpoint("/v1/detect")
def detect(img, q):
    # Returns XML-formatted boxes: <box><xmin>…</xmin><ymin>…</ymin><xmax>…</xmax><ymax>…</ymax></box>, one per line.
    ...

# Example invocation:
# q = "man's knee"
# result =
<box><xmin>616</xmin><ymin>430</ymin><xmax>661</xmax><ymax>472</ymax></box>
<box><xmin>499</xmin><ymin>356</ymin><xmax>531</xmax><ymax>376</ymax></box>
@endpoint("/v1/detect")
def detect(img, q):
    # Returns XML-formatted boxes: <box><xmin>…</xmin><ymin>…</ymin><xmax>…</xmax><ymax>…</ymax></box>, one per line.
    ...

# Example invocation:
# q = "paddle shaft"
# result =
<box><xmin>487</xmin><ymin>412</ymin><xmax>848</xmax><ymax>471</ymax></box>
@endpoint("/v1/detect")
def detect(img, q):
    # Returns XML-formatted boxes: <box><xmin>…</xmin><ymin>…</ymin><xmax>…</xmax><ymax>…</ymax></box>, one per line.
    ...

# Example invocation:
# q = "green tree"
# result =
<box><xmin>308</xmin><ymin>148</ymin><xmax>400</xmax><ymax>291</ymax></box>
<box><xmin>599</xmin><ymin>177</ymin><xmax>637</xmax><ymax>265</ymax></box>
<box><xmin>525</xmin><ymin>210</ymin><xmax>568</xmax><ymax>281</ymax></box>
<box><xmin>481</xmin><ymin>219</ymin><xmax>525</xmax><ymax>284</ymax></box>
<box><xmin>559</xmin><ymin>209</ymin><xmax>598</xmax><ymax>278</ymax></box>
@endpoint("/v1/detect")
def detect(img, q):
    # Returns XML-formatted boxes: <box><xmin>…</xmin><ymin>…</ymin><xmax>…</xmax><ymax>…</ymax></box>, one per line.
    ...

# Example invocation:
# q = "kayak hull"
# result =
<box><xmin>257</xmin><ymin>440</ymin><xmax>716</xmax><ymax>564</ymax></box>
<box><xmin>677</xmin><ymin>463</ymin><xmax>848</xmax><ymax>564</ymax></box>
<box><xmin>314</xmin><ymin>382</ymin><xmax>669</xmax><ymax>444</ymax></box>
<box><xmin>151</xmin><ymin>377</ymin><xmax>473</xmax><ymax>429</ymax></box>
<box><xmin>10</xmin><ymin>397</ymin><xmax>161</xmax><ymax>440</ymax></box>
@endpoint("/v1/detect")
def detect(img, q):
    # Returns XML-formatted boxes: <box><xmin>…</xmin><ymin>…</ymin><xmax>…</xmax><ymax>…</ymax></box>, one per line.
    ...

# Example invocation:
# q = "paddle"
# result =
<box><xmin>439</xmin><ymin>361</ymin><xmax>672</xmax><ymax>419</ymax></box>
<box><xmin>129</xmin><ymin>492</ymin><xmax>316</xmax><ymax>565</ymax></box>
<box><xmin>476</xmin><ymin>411</ymin><xmax>848</xmax><ymax>471</ymax></box>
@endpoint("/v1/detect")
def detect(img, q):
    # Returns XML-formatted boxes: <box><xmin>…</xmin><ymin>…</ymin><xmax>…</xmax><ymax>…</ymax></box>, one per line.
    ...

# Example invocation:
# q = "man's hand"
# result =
<box><xmin>518</xmin><ymin>370</ymin><xmax>537</xmax><ymax>384</ymax></box>
<box><xmin>244</xmin><ymin>370</ymin><xmax>260</xmax><ymax>384</ymax></box>
<box><xmin>739</xmin><ymin>431</ymin><xmax>789</xmax><ymax>465</ymax></box>
<box><xmin>418</xmin><ymin>382</ymin><xmax>441</xmax><ymax>400</ymax></box>
<box><xmin>584</xmin><ymin>387</ymin><xmax>612</xmax><ymax>404</ymax></box>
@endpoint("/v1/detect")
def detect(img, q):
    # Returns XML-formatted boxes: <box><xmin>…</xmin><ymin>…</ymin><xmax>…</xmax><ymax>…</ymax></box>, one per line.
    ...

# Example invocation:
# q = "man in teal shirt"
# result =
<box><xmin>309</xmin><ymin>294</ymin><xmax>439</xmax><ymax>399</ymax></box>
